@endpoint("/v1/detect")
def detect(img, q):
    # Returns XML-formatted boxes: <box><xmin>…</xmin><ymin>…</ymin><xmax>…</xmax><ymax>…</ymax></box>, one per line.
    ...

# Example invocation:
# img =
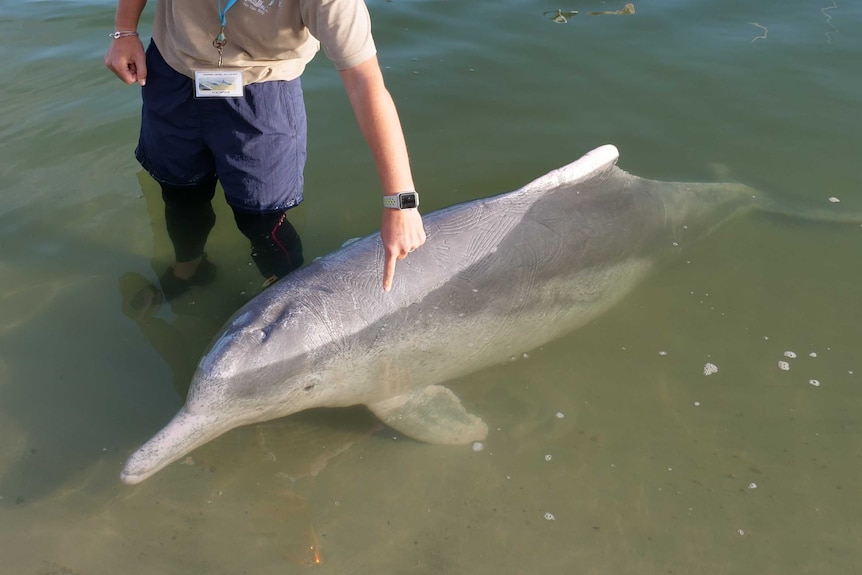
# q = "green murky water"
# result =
<box><xmin>1</xmin><ymin>1</ymin><xmax>861</xmax><ymax>573</ymax></box>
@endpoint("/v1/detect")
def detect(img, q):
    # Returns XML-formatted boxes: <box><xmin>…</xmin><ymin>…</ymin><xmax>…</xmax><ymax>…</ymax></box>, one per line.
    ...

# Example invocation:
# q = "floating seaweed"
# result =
<box><xmin>749</xmin><ymin>22</ymin><xmax>768</xmax><ymax>42</ymax></box>
<box><xmin>589</xmin><ymin>3</ymin><xmax>635</xmax><ymax>16</ymax></box>
<box><xmin>545</xmin><ymin>4</ymin><xmax>635</xmax><ymax>23</ymax></box>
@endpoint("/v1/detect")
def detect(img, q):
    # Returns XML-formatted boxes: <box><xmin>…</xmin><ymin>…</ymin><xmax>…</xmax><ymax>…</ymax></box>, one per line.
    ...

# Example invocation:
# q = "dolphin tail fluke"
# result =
<box><xmin>757</xmin><ymin>196</ymin><xmax>862</xmax><ymax>227</ymax></box>
<box><xmin>120</xmin><ymin>407</ymin><xmax>226</xmax><ymax>485</ymax></box>
<box><xmin>368</xmin><ymin>385</ymin><xmax>488</xmax><ymax>444</ymax></box>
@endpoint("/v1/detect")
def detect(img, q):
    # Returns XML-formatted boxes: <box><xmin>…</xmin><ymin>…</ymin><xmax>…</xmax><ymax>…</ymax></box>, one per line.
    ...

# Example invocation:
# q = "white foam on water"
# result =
<box><xmin>703</xmin><ymin>363</ymin><xmax>718</xmax><ymax>376</ymax></box>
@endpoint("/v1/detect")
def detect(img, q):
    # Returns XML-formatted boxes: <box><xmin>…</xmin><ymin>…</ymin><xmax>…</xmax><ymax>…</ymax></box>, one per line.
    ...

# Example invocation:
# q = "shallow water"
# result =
<box><xmin>1</xmin><ymin>0</ymin><xmax>861</xmax><ymax>573</ymax></box>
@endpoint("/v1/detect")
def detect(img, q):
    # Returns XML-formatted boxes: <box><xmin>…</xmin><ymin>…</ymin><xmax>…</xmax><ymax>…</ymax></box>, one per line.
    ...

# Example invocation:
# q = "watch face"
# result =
<box><xmin>399</xmin><ymin>193</ymin><xmax>418</xmax><ymax>209</ymax></box>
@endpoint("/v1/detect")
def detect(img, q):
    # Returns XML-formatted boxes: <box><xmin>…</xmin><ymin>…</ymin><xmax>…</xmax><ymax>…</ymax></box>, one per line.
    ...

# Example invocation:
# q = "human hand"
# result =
<box><xmin>105</xmin><ymin>36</ymin><xmax>147</xmax><ymax>86</ymax></box>
<box><xmin>380</xmin><ymin>208</ymin><xmax>426</xmax><ymax>292</ymax></box>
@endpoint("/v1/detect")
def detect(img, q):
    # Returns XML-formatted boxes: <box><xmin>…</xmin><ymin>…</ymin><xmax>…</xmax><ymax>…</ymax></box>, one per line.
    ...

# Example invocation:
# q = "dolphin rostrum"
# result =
<box><xmin>121</xmin><ymin>144</ymin><xmax>761</xmax><ymax>484</ymax></box>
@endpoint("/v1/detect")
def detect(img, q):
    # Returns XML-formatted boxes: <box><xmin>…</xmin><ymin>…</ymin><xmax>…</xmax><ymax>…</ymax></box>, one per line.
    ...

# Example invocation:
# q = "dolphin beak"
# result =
<box><xmin>120</xmin><ymin>407</ymin><xmax>227</xmax><ymax>485</ymax></box>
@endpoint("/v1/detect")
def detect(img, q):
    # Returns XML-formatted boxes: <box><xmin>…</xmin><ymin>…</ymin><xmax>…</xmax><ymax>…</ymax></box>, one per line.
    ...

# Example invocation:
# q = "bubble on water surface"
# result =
<box><xmin>778</xmin><ymin>361</ymin><xmax>790</xmax><ymax>371</ymax></box>
<box><xmin>555</xmin><ymin>412</ymin><xmax>565</xmax><ymax>419</ymax></box>
<box><xmin>544</xmin><ymin>454</ymin><xmax>552</xmax><ymax>462</ymax></box>
<box><xmin>828</xmin><ymin>197</ymin><xmax>840</xmax><ymax>203</ymax></box>
<box><xmin>784</xmin><ymin>351</ymin><xmax>797</xmax><ymax>358</ymax></box>
<box><xmin>703</xmin><ymin>363</ymin><xmax>718</xmax><ymax>376</ymax></box>
<box><xmin>544</xmin><ymin>512</ymin><xmax>556</xmax><ymax>521</ymax></box>
<box><xmin>472</xmin><ymin>441</ymin><xmax>484</xmax><ymax>452</ymax></box>
<box><xmin>809</xmin><ymin>379</ymin><xmax>821</xmax><ymax>387</ymax></box>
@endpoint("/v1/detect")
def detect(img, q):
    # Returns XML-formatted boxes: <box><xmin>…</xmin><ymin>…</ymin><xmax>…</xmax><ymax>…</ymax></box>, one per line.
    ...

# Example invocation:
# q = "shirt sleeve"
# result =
<box><xmin>301</xmin><ymin>0</ymin><xmax>378</xmax><ymax>70</ymax></box>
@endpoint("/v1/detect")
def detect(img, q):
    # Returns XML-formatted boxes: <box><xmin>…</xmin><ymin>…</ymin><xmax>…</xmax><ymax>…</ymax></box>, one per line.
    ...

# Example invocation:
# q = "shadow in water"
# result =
<box><xmin>0</xmin><ymin>170</ymin><xmax>385</xmax><ymax>570</ymax></box>
<box><xmin>0</xmin><ymin>172</ymin><xmax>247</xmax><ymax>508</ymax></box>
<box><xmin>117</xmin><ymin>270</ymin><xmax>234</xmax><ymax>398</ymax></box>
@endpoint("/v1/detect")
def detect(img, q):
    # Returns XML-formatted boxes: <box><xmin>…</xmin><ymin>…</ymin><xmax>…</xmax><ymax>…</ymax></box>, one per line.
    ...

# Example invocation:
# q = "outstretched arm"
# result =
<box><xmin>339</xmin><ymin>56</ymin><xmax>426</xmax><ymax>292</ymax></box>
<box><xmin>104</xmin><ymin>0</ymin><xmax>148</xmax><ymax>86</ymax></box>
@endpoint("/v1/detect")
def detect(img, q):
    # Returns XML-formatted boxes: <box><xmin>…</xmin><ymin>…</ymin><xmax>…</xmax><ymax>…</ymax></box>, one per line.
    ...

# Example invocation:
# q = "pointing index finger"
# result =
<box><xmin>382</xmin><ymin>251</ymin><xmax>397</xmax><ymax>292</ymax></box>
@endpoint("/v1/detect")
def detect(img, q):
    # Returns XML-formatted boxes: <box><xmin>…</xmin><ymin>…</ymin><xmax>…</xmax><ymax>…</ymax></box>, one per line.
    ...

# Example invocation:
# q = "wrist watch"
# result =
<box><xmin>383</xmin><ymin>191</ymin><xmax>419</xmax><ymax>210</ymax></box>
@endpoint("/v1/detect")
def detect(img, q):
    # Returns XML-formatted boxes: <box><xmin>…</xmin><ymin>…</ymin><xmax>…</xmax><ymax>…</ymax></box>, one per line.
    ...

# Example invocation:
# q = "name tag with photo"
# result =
<box><xmin>194</xmin><ymin>70</ymin><xmax>244</xmax><ymax>98</ymax></box>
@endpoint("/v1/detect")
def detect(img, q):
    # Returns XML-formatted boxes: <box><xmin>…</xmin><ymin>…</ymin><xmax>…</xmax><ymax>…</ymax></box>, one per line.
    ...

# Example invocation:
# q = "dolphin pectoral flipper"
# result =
<box><xmin>367</xmin><ymin>385</ymin><xmax>488</xmax><ymax>445</ymax></box>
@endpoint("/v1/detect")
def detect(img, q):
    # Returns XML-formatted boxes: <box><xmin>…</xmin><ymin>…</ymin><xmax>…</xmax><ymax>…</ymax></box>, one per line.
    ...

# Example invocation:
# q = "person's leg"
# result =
<box><xmin>161</xmin><ymin>175</ymin><xmax>218</xmax><ymax>280</ymax></box>
<box><xmin>135</xmin><ymin>40</ymin><xmax>219</xmax><ymax>297</ymax></box>
<box><xmin>204</xmin><ymin>77</ymin><xmax>308</xmax><ymax>284</ymax></box>
<box><xmin>232</xmin><ymin>208</ymin><xmax>304</xmax><ymax>285</ymax></box>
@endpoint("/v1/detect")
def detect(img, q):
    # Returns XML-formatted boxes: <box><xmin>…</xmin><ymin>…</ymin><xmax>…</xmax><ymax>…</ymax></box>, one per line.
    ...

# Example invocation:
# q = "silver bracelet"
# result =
<box><xmin>109</xmin><ymin>30</ymin><xmax>139</xmax><ymax>39</ymax></box>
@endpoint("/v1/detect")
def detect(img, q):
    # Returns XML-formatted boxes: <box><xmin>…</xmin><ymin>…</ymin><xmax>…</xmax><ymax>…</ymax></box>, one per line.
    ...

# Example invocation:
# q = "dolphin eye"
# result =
<box><xmin>257</xmin><ymin>326</ymin><xmax>274</xmax><ymax>342</ymax></box>
<box><xmin>303</xmin><ymin>383</ymin><xmax>316</xmax><ymax>392</ymax></box>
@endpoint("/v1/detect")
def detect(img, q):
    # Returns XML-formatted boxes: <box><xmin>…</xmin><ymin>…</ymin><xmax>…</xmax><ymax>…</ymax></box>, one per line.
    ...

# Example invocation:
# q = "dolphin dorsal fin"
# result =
<box><xmin>519</xmin><ymin>144</ymin><xmax>620</xmax><ymax>196</ymax></box>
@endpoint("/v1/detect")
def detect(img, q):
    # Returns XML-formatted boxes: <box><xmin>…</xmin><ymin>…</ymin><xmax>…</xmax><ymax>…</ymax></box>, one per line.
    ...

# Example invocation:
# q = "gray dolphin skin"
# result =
<box><xmin>121</xmin><ymin>144</ymin><xmax>760</xmax><ymax>485</ymax></box>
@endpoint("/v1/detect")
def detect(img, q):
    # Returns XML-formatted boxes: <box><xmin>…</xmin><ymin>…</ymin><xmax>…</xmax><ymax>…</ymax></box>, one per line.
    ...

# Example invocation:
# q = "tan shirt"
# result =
<box><xmin>153</xmin><ymin>0</ymin><xmax>377</xmax><ymax>84</ymax></box>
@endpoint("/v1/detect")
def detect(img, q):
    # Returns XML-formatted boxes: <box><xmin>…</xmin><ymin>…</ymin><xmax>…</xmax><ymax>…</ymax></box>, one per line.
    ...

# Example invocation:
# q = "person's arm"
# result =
<box><xmin>339</xmin><ymin>55</ymin><xmax>426</xmax><ymax>292</ymax></box>
<box><xmin>104</xmin><ymin>0</ymin><xmax>149</xmax><ymax>86</ymax></box>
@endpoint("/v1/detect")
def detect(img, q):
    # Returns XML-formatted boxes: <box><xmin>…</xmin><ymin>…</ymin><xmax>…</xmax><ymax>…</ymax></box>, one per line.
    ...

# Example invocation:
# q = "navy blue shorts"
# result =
<box><xmin>136</xmin><ymin>41</ymin><xmax>308</xmax><ymax>212</ymax></box>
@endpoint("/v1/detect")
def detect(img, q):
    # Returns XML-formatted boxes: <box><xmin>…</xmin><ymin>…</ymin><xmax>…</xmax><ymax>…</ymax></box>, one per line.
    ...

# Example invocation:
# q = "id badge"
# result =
<box><xmin>194</xmin><ymin>69</ymin><xmax>244</xmax><ymax>98</ymax></box>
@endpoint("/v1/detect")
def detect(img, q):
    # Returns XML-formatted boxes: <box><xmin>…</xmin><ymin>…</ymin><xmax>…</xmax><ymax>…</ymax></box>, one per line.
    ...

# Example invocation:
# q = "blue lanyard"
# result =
<box><xmin>218</xmin><ymin>0</ymin><xmax>238</xmax><ymax>27</ymax></box>
<box><xmin>213</xmin><ymin>0</ymin><xmax>237</xmax><ymax>65</ymax></box>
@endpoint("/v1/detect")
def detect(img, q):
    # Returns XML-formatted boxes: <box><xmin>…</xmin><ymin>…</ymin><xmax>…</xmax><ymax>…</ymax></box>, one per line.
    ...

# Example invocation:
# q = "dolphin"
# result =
<box><xmin>120</xmin><ymin>144</ymin><xmax>762</xmax><ymax>484</ymax></box>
